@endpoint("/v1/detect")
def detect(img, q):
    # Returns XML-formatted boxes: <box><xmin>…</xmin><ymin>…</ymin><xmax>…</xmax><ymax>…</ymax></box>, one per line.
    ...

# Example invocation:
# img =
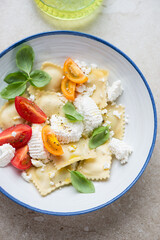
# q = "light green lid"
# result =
<box><xmin>35</xmin><ymin>0</ymin><xmax>103</xmax><ymax>20</ymax></box>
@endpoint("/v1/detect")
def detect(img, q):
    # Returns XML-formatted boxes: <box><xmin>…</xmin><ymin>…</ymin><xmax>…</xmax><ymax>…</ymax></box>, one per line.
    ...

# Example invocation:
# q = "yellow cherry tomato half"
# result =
<box><xmin>61</xmin><ymin>77</ymin><xmax>76</xmax><ymax>101</ymax></box>
<box><xmin>63</xmin><ymin>58</ymin><xmax>88</xmax><ymax>84</ymax></box>
<box><xmin>42</xmin><ymin>125</ymin><xmax>64</xmax><ymax>156</ymax></box>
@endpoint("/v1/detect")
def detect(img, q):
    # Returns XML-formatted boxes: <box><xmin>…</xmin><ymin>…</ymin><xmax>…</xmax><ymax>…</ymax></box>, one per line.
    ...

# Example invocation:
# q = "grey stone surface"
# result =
<box><xmin>0</xmin><ymin>0</ymin><xmax>160</xmax><ymax>239</ymax></box>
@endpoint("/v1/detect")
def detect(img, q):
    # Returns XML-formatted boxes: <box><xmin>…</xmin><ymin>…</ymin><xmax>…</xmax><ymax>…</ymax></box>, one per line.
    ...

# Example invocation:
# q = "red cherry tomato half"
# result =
<box><xmin>0</xmin><ymin>124</ymin><xmax>32</xmax><ymax>149</ymax></box>
<box><xmin>11</xmin><ymin>145</ymin><xmax>32</xmax><ymax>170</ymax></box>
<box><xmin>15</xmin><ymin>96</ymin><xmax>47</xmax><ymax>123</ymax></box>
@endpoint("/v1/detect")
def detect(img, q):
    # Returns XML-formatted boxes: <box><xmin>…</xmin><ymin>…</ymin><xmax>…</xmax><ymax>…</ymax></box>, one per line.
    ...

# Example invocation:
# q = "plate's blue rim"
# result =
<box><xmin>0</xmin><ymin>31</ymin><xmax>157</xmax><ymax>216</ymax></box>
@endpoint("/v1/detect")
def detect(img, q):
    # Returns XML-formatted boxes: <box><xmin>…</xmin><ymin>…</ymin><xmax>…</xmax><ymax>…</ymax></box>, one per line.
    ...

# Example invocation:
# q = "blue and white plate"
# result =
<box><xmin>0</xmin><ymin>31</ymin><xmax>157</xmax><ymax>215</ymax></box>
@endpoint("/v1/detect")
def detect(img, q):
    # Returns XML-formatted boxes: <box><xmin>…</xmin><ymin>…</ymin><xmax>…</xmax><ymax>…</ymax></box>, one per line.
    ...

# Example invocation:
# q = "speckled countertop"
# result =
<box><xmin>0</xmin><ymin>0</ymin><xmax>159</xmax><ymax>239</ymax></box>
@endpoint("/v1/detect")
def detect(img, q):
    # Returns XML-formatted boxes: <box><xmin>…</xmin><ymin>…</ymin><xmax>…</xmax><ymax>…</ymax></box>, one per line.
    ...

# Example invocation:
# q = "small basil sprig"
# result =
<box><xmin>16</xmin><ymin>45</ymin><xmax>34</xmax><ymax>75</ymax></box>
<box><xmin>89</xmin><ymin>126</ymin><xmax>110</xmax><ymax>149</ymax></box>
<box><xmin>63</xmin><ymin>101</ymin><xmax>84</xmax><ymax>122</ymax></box>
<box><xmin>69</xmin><ymin>170</ymin><xmax>95</xmax><ymax>193</ymax></box>
<box><xmin>0</xmin><ymin>82</ymin><xmax>27</xmax><ymax>100</ymax></box>
<box><xmin>4</xmin><ymin>72</ymin><xmax>27</xmax><ymax>84</ymax></box>
<box><xmin>0</xmin><ymin>45</ymin><xmax>51</xmax><ymax>100</ymax></box>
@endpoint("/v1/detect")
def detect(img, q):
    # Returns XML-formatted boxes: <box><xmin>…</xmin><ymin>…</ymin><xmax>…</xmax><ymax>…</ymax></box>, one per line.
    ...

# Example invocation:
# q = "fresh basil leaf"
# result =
<box><xmin>92</xmin><ymin>126</ymin><xmax>108</xmax><ymax>137</ymax></box>
<box><xmin>29</xmin><ymin>70</ymin><xmax>51</xmax><ymax>88</ymax></box>
<box><xmin>89</xmin><ymin>126</ymin><xmax>110</xmax><ymax>149</ymax></box>
<box><xmin>4</xmin><ymin>72</ymin><xmax>27</xmax><ymax>84</ymax></box>
<box><xmin>65</xmin><ymin>114</ymin><xmax>77</xmax><ymax>121</ymax></box>
<box><xmin>63</xmin><ymin>101</ymin><xmax>84</xmax><ymax>122</ymax></box>
<box><xmin>0</xmin><ymin>82</ymin><xmax>26</xmax><ymax>100</ymax></box>
<box><xmin>70</xmin><ymin>170</ymin><xmax>95</xmax><ymax>193</ymax></box>
<box><xmin>16</xmin><ymin>45</ymin><xmax>34</xmax><ymax>75</ymax></box>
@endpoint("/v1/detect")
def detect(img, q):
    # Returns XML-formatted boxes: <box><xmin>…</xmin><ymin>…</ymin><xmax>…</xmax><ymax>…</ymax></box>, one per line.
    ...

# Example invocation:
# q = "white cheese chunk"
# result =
<box><xmin>40</xmin><ymin>166</ymin><xmax>45</xmax><ymax>172</ymax></box>
<box><xmin>103</xmin><ymin>162</ymin><xmax>111</xmax><ymax>170</ymax></box>
<box><xmin>99</xmin><ymin>78</ymin><xmax>105</xmax><ymax>82</ymax></box>
<box><xmin>125</xmin><ymin>114</ymin><xmax>129</xmax><ymax>124</ymax></box>
<box><xmin>85</xmin><ymin>84</ymin><xmax>96</xmax><ymax>96</ymax></box>
<box><xmin>31</xmin><ymin>159</ymin><xmax>45</xmax><ymax>168</ymax></box>
<box><xmin>102</xmin><ymin>121</ymin><xmax>112</xmax><ymax>128</ymax></box>
<box><xmin>68</xmin><ymin>145</ymin><xmax>77</xmax><ymax>152</ymax></box>
<box><xmin>28</xmin><ymin>94</ymin><xmax>35</xmax><ymax>102</ymax></box>
<box><xmin>50</xmin><ymin>181</ymin><xmax>55</xmax><ymax>186</ymax></box>
<box><xmin>50</xmin><ymin>115</ymin><xmax>84</xmax><ymax>144</ymax></box>
<box><xmin>109</xmin><ymin>130</ymin><xmax>114</xmax><ymax>138</ymax></box>
<box><xmin>12</xmin><ymin>116</ymin><xmax>21</xmax><ymax>120</ymax></box>
<box><xmin>49</xmin><ymin>172</ymin><xmax>55</xmax><ymax>179</ymax></box>
<box><xmin>76</xmin><ymin>84</ymin><xmax>87</xmax><ymax>93</ymax></box>
<box><xmin>101</xmin><ymin>109</ymin><xmax>108</xmax><ymax>115</ymax></box>
<box><xmin>75</xmin><ymin>60</ymin><xmax>91</xmax><ymax>75</ymax></box>
<box><xmin>28</xmin><ymin>124</ymin><xmax>47</xmax><ymax>160</ymax></box>
<box><xmin>74</xmin><ymin>95</ymin><xmax>103</xmax><ymax>135</ymax></box>
<box><xmin>11</xmin><ymin>131</ymin><xmax>17</xmax><ymax>137</ymax></box>
<box><xmin>107</xmin><ymin>80</ymin><xmax>123</xmax><ymax>102</ymax></box>
<box><xmin>113</xmin><ymin>110</ymin><xmax>121</xmax><ymax>119</ymax></box>
<box><xmin>0</xmin><ymin>144</ymin><xmax>15</xmax><ymax>167</ymax></box>
<box><xmin>21</xmin><ymin>171</ymin><xmax>32</xmax><ymax>183</ymax></box>
<box><xmin>76</xmin><ymin>84</ymin><xmax>96</xmax><ymax>97</ymax></box>
<box><xmin>56</xmin><ymin>92</ymin><xmax>68</xmax><ymax>103</ymax></box>
<box><xmin>109</xmin><ymin>138</ymin><xmax>133</xmax><ymax>164</ymax></box>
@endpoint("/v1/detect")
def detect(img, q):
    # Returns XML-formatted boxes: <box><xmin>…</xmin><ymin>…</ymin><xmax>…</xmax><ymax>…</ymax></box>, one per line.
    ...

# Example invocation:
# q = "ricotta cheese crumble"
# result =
<box><xmin>76</xmin><ymin>84</ymin><xmax>87</xmax><ymax>93</ymax></box>
<box><xmin>76</xmin><ymin>84</ymin><xmax>96</xmax><ymax>97</ymax></box>
<box><xmin>49</xmin><ymin>172</ymin><xmax>55</xmax><ymax>179</ymax></box>
<box><xmin>101</xmin><ymin>109</ymin><xmax>108</xmax><ymax>115</ymax></box>
<box><xmin>28</xmin><ymin>124</ymin><xmax>48</xmax><ymax>160</ymax></box>
<box><xmin>103</xmin><ymin>162</ymin><xmax>111</xmax><ymax>170</ymax></box>
<box><xmin>50</xmin><ymin>181</ymin><xmax>55</xmax><ymax>186</ymax></box>
<box><xmin>74</xmin><ymin>60</ymin><xmax>91</xmax><ymax>75</ymax></box>
<box><xmin>113</xmin><ymin>110</ymin><xmax>121</xmax><ymax>119</ymax></box>
<box><xmin>107</xmin><ymin>80</ymin><xmax>123</xmax><ymax>102</ymax></box>
<box><xmin>74</xmin><ymin>95</ymin><xmax>103</xmax><ymax>136</ymax></box>
<box><xmin>0</xmin><ymin>144</ymin><xmax>15</xmax><ymax>167</ymax></box>
<box><xmin>85</xmin><ymin>84</ymin><xmax>96</xmax><ymax>96</ymax></box>
<box><xmin>109</xmin><ymin>138</ymin><xmax>133</xmax><ymax>164</ymax></box>
<box><xmin>21</xmin><ymin>171</ymin><xmax>32</xmax><ymax>182</ymax></box>
<box><xmin>50</xmin><ymin>115</ymin><xmax>84</xmax><ymax>144</ymax></box>
<box><xmin>68</xmin><ymin>145</ymin><xmax>77</xmax><ymax>152</ymax></box>
<box><xmin>28</xmin><ymin>94</ymin><xmax>35</xmax><ymax>102</ymax></box>
<box><xmin>31</xmin><ymin>159</ymin><xmax>45</xmax><ymax>168</ymax></box>
<box><xmin>125</xmin><ymin>114</ymin><xmax>129</xmax><ymax>124</ymax></box>
<box><xmin>11</xmin><ymin>131</ymin><xmax>17</xmax><ymax>137</ymax></box>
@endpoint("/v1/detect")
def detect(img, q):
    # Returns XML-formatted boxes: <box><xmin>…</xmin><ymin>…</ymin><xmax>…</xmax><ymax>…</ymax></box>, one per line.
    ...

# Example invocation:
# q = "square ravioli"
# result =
<box><xmin>0</xmin><ymin>101</ymin><xmax>24</xmax><ymax>130</ymax></box>
<box><xmin>77</xmin><ymin>143</ymin><xmax>112</xmax><ymax>180</ymax></box>
<box><xmin>27</xmin><ymin>163</ymin><xmax>77</xmax><ymax>196</ymax></box>
<box><xmin>103</xmin><ymin>104</ymin><xmax>125</xmax><ymax>140</ymax></box>
<box><xmin>50</xmin><ymin>138</ymin><xmax>96</xmax><ymax>170</ymax></box>
<box><xmin>86</xmin><ymin>68</ymin><xmax>109</xmax><ymax>109</ymax></box>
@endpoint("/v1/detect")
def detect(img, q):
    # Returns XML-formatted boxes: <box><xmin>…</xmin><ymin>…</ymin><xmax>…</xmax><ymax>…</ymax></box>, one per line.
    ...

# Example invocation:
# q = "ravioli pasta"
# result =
<box><xmin>41</xmin><ymin>62</ymin><xmax>63</xmax><ymax>92</ymax></box>
<box><xmin>87</xmin><ymin>68</ymin><xmax>109</xmax><ymax>109</ymax></box>
<box><xmin>103</xmin><ymin>104</ymin><xmax>125</xmax><ymax>140</ymax></box>
<box><xmin>0</xmin><ymin>101</ymin><xmax>24</xmax><ymax>129</ymax></box>
<box><xmin>34</xmin><ymin>92</ymin><xmax>65</xmax><ymax>117</ymax></box>
<box><xmin>27</xmin><ymin>163</ymin><xmax>76</xmax><ymax>196</ymax></box>
<box><xmin>50</xmin><ymin>138</ymin><xmax>96</xmax><ymax>170</ymax></box>
<box><xmin>77</xmin><ymin>143</ymin><xmax>112</xmax><ymax>180</ymax></box>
